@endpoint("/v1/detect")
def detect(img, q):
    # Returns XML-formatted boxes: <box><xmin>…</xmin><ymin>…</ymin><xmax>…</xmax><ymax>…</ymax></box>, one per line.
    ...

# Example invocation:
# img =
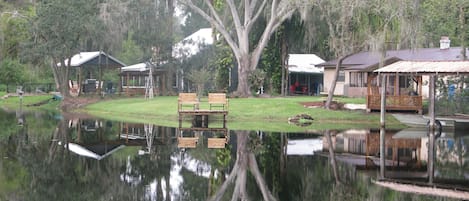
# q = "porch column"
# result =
<box><xmin>379</xmin><ymin>74</ymin><xmax>387</xmax><ymax>179</ymax></box>
<box><xmin>428</xmin><ymin>74</ymin><xmax>437</xmax><ymax>184</ymax></box>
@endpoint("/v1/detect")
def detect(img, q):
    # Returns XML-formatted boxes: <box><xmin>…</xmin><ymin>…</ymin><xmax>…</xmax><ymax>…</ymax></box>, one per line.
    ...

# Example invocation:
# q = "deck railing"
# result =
<box><xmin>367</xmin><ymin>95</ymin><xmax>422</xmax><ymax>114</ymax></box>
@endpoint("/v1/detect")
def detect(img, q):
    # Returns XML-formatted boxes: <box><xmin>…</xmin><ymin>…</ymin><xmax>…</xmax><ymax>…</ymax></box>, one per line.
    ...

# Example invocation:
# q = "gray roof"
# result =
<box><xmin>318</xmin><ymin>47</ymin><xmax>468</xmax><ymax>71</ymax></box>
<box><xmin>374</xmin><ymin>61</ymin><xmax>469</xmax><ymax>74</ymax></box>
<box><xmin>58</xmin><ymin>51</ymin><xmax>126</xmax><ymax>68</ymax></box>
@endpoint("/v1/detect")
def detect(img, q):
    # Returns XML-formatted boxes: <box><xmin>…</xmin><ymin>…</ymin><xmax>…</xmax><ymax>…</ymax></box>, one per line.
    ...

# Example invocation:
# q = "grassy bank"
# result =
<box><xmin>82</xmin><ymin>96</ymin><xmax>406</xmax><ymax>132</ymax></box>
<box><xmin>0</xmin><ymin>93</ymin><xmax>406</xmax><ymax>132</ymax></box>
<box><xmin>0</xmin><ymin>93</ymin><xmax>60</xmax><ymax>111</ymax></box>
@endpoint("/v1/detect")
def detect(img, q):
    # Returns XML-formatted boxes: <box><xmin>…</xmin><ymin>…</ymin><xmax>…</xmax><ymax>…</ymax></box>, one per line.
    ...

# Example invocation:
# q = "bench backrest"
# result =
<box><xmin>178</xmin><ymin>93</ymin><xmax>198</xmax><ymax>103</ymax></box>
<box><xmin>207</xmin><ymin>138</ymin><xmax>227</xmax><ymax>148</ymax></box>
<box><xmin>208</xmin><ymin>93</ymin><xmax>227</xmax><ymax>104</ymax></box>
<box><xmin>178</xmin><ymin>137</ymin><xmax>198</xmax><ymax>148</ymax></box>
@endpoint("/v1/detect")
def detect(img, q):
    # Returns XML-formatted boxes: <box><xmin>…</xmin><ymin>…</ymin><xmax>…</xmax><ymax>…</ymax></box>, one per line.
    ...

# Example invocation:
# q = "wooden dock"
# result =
<box><xmin>176</xmin><ymin>127</ymin><xmax>229</xmax><ymax>149</ymax></box>
<box><xmin>177</xmin><ymin>93</ymin><xmax>229</xmax><ymax>127</ymax></box>
<box><xmin>178</xmin><ymin>110</ymin><xmax>228</xmax><ymax>127</ymax></box>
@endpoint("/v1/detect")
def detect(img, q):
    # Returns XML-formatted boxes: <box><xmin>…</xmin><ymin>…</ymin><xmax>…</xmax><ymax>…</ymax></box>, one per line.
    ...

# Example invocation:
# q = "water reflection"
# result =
<box><xmin>0</xmin><ymin>109</ymin><xmax>468</xmax><ymax>200</ymax></box>
<box><xmin>322</xmin><ymin>127</ymin><xmax>469</xmax><ymax>199</ymax></box>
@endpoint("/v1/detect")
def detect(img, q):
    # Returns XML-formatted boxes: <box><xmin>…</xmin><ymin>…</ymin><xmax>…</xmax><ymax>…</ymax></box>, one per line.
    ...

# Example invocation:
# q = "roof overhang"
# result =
<box><xmin>347</xmin><ymin>57</ymin><xmax>402</xmax><ymax>72</ymax></box>
<box><xmin>287</xmin><ymin>54</ymin><xmax>325</xmax><ymax>74</ymax></box>
<box><xmin>374</xmin><ymin>60</ymin><xmax>469</xmax><ymax>75</ymax></box>
<box><xmin>172</xmin><ymin>28</ymin><xmax>214</xmax><ymax>60</ymax></box>
<box><xmin>121</xmin><ymin>63</ymin><xmax>148</xmax><ymax>72</ymax></box>
<box><xmin>57</xmin><ymin>51</ymin><xmax>126</xmax><ymax>68</ymax></box>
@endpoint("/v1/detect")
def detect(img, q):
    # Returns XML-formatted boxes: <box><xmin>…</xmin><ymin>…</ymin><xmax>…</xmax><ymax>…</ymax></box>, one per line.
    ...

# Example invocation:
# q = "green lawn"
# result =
<box><xmin>82</xmin><ymin>96</ymin><xmax>405</xmax><ymax>132</ymax></box>
<box><xmin>0</xmin><ymin>94</ymin><xmax>405</xmax><ymax>132</ymax></box>
<box><xmin>0</xmin><ymin>93</ymin><xmax>60</xmax><ymax>111</ymax></box>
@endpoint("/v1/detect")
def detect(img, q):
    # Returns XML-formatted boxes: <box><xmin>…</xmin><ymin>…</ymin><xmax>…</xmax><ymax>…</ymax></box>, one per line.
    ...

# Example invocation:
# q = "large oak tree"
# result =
<box><xmin>179</xmin><ymin>0</ymin><xmax>307</xmax><ymax>97</ymax></box>
<box><xmin>29</xmin><ymin>0</ymin><xmax>104</xmax><ymax>102</ymax></box>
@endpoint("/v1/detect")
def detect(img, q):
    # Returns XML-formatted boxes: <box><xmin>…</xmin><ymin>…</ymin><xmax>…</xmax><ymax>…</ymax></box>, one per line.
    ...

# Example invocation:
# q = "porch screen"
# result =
<box><xmin>349</xmin><ymin>72</ymin><xmax>367</xmax><ymax>87</ymax></box>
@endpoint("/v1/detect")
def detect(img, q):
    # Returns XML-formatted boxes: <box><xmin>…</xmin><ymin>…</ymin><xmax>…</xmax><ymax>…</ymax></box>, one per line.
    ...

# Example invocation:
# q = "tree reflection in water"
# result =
<box><xmin>1</xmin><ymin>110</ymin><xmax>467</xmax><ymax>201</ymax></box>
<box><xmin>210</xmin><ymin>130</ymin><xmax>277</xmax><ymax>201</ymax></box>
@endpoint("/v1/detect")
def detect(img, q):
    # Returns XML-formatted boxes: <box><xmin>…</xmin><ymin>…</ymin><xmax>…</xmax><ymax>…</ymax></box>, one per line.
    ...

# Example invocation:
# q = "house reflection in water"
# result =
<box><xmin>322</xmin><ymin>129</ymin><xmax>425</xmax><ymax>169</ymax></box>
<box><xmin>66</xmin><ymin>119</ymin><xmax>177</xmax><ymax>160</ymax></box>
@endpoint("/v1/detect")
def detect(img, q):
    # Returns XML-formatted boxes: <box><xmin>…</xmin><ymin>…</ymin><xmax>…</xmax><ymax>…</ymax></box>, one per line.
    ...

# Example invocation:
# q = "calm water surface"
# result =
<box><xmin>0</xmin><ymin>109</ymin><xmax>468</xmax><ymax>201</ymax></box>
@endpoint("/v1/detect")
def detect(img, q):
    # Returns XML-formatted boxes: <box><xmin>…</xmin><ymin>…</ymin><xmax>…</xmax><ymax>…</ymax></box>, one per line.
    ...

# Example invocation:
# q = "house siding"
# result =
<box><xmin>323</xmin><ymin>68</ymin><xmax>345</xmax><ymax>95</ymax></box>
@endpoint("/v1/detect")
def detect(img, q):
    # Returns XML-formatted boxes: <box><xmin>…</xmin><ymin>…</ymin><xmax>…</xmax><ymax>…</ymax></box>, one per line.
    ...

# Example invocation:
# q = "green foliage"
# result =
<box><xmin>117</xmin><ymin>31</ymin><xmax>144</xmax><ymax>65</ymax></box>
<box><xmin>30</xmin><ymin>0</ymin><xmax>104</xmax><ymax>59</ymax></box>
<box><xmin>248</xmin><ymin>69</ymin><xmax>266</xmax><ymax>93</ymax></box>
<box><xmin>258</xmin><ymin>31</ymin><xmax>282</xmax><ymax>94</ymax></box>
<box><xmin>126</xmin><ymin>0</ymin><xmax>175</xmax><ymax>61</ymax></box>
<box><xmin>187</xmin><ymin>67</ymin><xmax>212</xmax><ymax>96</ymax></box>
<box><xmin>215</xmin><ymin>147</ymin><xmax>231</xmax><ymax>167</ymax></box>
<box><xmin>0</xmin><ymin>6</ymin><xmax>32</xmax><ymax>59</ymax></box>
<box><xmin>421</xmin><ymin>0</ymin><xmax>466</xmax><ymax>47</ymax></box>
<box><xmin>435</xmin><ymin>76</ymin><xmax>469</xmax><ymax>115</ymax></box>
<box><xmin>0</xmin><ymin>58</ymin><xmax>26</xmax><ymax>85</ymax></box>
<box><xmin>210</xmin><ymin>40</ymin><xmax>233</xmax><ymax>92</ymax></box>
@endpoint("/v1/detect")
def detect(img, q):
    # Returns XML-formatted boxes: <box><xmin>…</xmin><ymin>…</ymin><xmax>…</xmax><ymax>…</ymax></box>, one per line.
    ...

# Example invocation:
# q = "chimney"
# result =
<box><xmin>440</xmin><ymin>36</ymin><xmax>450</xmax><ymax>50</ymax></box>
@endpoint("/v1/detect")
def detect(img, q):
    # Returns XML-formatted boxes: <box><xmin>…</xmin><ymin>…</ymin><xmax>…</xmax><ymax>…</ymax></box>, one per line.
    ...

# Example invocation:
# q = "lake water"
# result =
<box><xmin>0</xmin><ymin>109</ymin><xmax>468</xmax><ymax>201</ymax></box>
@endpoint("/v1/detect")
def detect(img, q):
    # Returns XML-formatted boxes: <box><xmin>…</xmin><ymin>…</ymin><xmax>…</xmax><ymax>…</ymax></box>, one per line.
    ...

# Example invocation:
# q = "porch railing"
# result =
<box><xmin>367</xmin><ymin>95</ymin><xmax>423</xmax><ymax>114</ymax></box>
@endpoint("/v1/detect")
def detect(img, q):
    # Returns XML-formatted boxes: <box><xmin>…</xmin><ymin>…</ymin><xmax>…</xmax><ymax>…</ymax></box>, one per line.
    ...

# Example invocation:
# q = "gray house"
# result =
<box><xmin>318</xmin><ymin>37</ymin><xmax>467</xmax><ymax>98</ymax></box>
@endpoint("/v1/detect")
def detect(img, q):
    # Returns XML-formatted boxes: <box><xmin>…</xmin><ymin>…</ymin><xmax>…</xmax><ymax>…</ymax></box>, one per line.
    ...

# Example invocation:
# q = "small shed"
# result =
<box><xmin>287</xmin><ymin>54</ymin><xmax>325</xmax><ymax>95</ymax></box>
<box><xmin>59</xmin><ymin>51</ymin><xmax>126</xmax><ymax>96</ymax></box>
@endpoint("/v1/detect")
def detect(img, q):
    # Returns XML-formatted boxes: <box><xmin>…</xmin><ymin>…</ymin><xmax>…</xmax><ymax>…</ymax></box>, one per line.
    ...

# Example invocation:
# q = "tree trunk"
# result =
<box><xmin>325</xmin><ymin>53</ymin><xmax>354</xmax><ymax>109</ymax></box>
<box><xmin>210</xmin><ymin>131</ymin><xmax>278</xmax><ymax>201</ymax></box>
<box><xmin>280</xmin><ymin>32</ymin><xmax>288</xmax><ymax>96</ymax></box>
<box><xmin>325</xmin><ymin>130</ymin><xmax>340</xmax><ymax>185</ymax></box>
<box><xmin>325</xmin><ymin>56</ymin><xmax>344</xmax><ymax>109</ymax></box>
<box><xmin>236</xmin><ymin>57</ymin><xmax>252</xmax><ymax>97</ymax></box>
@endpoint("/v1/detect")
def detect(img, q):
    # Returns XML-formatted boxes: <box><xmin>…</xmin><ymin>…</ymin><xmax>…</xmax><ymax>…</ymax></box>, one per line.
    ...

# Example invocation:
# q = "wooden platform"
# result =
<box><xmin>178</xmin><ymin>110</ymin><xmax>228</xmax><ymax>128</ymax></box>
<box><xmin>178</xmin><ymin>127</ymin><xmax>228</xmax><ymax>132</ymax></box>
<box><xmin>176</xmin><ymin>127</ymin><xmax>229</xmax><ymax>149</ymax></box>
<box><xmin>178</xmin><ymin>110</ymin><xmax>228</xmax><ymax>116</ymax></box>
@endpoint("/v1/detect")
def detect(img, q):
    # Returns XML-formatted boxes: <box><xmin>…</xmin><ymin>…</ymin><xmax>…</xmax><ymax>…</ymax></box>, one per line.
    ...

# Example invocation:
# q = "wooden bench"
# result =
<box><xmin>177</xmin><ymin>137</ymin><xmax>198</xmax><ymax>148</ymax></box>
<box><xmin>178</xmin><ymin>93</ymin><xmax>199</xmax><ymax>111</ymax></box>
<box><xmin>208</xmin><ymin>93</ymin><xmax>228</xmax><ymax>111</ymax></box>
<box><xmin>207</xmin><ymin>137</ymin><xmax>228</xmax><ymax>148</ymax></box>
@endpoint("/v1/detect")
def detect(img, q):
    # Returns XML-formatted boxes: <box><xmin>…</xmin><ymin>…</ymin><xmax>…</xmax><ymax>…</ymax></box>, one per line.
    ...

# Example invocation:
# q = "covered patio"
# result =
<box><xmin>287</xmin><ymin>54</ymin><xmax>324</xmax><ymax>95</ymax></box>
<box><xmin>120</xmin><ymin>62</ymin><xmax>167</xmax><ymax>96</ymax></box>
<box><xmin>367</xmin><ymin>72</ymin><xmax>423</xmax><ymax>114</ymax></box>
<box><xmin>60</xmin><ymin>51</ymin><xmax>126</xmax><ymax>96</ymax></box>
<box><xmin>374</xmin><ymin>60</ymin><xmax>469</xmax><ymax>128</ymax></box>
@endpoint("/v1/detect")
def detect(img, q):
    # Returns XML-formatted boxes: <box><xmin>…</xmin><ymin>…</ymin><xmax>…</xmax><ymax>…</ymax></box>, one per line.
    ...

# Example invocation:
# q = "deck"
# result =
<box><xmin>178</xmin><ymin>110</ymin><xmax>228</xmax><ymax>128</ymax></box>
<box><xmin>367</xmin><ymin>95</ymin><xmax>423</xmax><ymax>114</ymax></box>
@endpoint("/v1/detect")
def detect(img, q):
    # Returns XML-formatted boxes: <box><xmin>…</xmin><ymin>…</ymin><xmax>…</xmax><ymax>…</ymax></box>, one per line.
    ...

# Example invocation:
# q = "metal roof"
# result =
<box><xmin>374</xmin><ymin>61</ymin><xmax>469</xmax><ymax>74</ymax></box>
<box><xmin>172</xmin><ymin>28</ymin><xmax>213</xmax><ymax>59</ymax></box>
<box><xmin>319</xmin><ymin>47</ymin><xmax>468</xmax><ymax>71</ymax></box>
<box><xmin>58</xmin><ymin>51</ymin><xmax>126</xmax><ymax>67</ymax></box>
<box><xmin>288</xmin><ymin>54</ymin><xmax>325</xmax><ymax>74</ymax></box>
<box><xmin>121</xmin><ymin>63</ymin><xmax>148</xmax><ymax>72</ymax></box>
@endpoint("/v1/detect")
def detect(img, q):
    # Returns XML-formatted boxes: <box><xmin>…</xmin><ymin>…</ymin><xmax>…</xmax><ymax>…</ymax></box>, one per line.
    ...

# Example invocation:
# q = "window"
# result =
<box><xmin>338</xmin><ymin>71</ymin><xmax>345</xmax><ymax>82</ymax></box>
<box><xmin>399</xmin><ymin>75</ymin><xmax>412</xmax><ymax>89</ymax></box>
<box><xmin>349</xmin><ymin>72</ymin><xmax>367</xmax><ymax>87</ymax></box>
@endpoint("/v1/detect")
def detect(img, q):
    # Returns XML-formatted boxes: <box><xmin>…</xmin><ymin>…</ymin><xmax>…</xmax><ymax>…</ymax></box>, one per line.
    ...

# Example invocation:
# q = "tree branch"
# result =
<box><xmin>246</xmin><ymin>0</ymin><xmax>267</xmax><ymax>31</ymax></box>
<box><xmin>181</xmin><ymin>0</ymin><xmax>241</xmax><ymax>58</ymax></box>
<box><xmin>226</xmin><ymin>0</ymin><xmax>243</xmax><ymax>41</ymax></box>
<box><xmin>248</xmin><ymin>153</ymin><xmax>278</xmax><ymax>201</ymax></box>
<box><xmin>251</xmin><ymin>3</ymin><xmax>296</xmax><ymax>71</ymax></box>
<box><xmin>245</xmin><ymin>0</ymin><xmax>250</xmax><ymax>25</ymax></box>
<box><xmin>209</xmin><ymin>161</ymin><xmax>239</xmax><ymax>201</ymax></box>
